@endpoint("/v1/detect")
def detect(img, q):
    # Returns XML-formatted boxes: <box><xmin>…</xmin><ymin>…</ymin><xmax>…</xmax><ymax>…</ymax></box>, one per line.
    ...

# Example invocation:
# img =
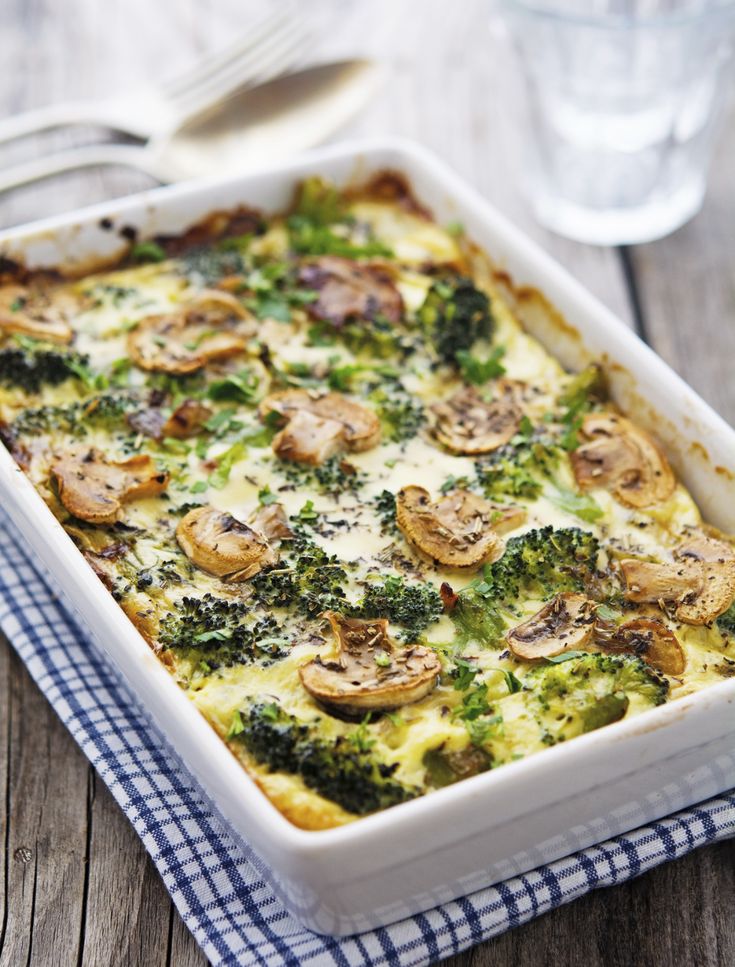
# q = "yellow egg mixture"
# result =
<box><xmin>0</xmin><ymin>174</ymin><xmax>733</xmax><ymax>830</ymax></box>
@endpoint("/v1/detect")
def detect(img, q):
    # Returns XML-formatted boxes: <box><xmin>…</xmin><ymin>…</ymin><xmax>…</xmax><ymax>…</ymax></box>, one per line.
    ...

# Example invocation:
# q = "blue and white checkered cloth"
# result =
<box><xmin>0</xmin><ymin>512</ymin><xmax>733</xmax><ymax>967</ymax></box>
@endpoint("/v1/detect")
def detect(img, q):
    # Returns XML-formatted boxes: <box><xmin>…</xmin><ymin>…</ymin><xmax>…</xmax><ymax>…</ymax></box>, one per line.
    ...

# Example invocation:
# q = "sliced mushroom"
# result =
<box><xmin>598</xmin><ymin>618</ymin><xmax>685</xmax><ymax>676</ymax></box>
<box><xmin>127</xmin><ymin>399</ymin><xmax>213</xmax><ymax>440</ymax></box>
<box><xmin>396</xmin><ymin>485</ymin><xmax>525</xmax><ymax>568</ymax></box>
<box><xmin>128</xmin><ymin>290</ymin><xmax>253</xmax><ymax>374</ymax></box>
<box><xmin>260</xmin><ymin>389</ymin><xmax>381</xmax><ymax>464</ymax></box>
<box><xmin>507</xmin><ymin>592</ymin><xmax>597</xmax><ymax>660</ymax></box>
<box><xmin>619</xmin><ymin>558</ymin><xmax>697</xmax><ymax>606</ymax></box>
<box><xmin>162</xmin><ymin>399</ymin><xmax>213</xmax><ymax>438</ymax></box>
<box><xmin>51</xmin><ymin>449</ymin><xmax>169</xmax><ymax>524</ymax></box>
<box><xmin>571</xmin><ymin>412</ymin><xmax>675</xmax><ymax>508</ymax></box>
<box><xmin>249</xmin><ymin>502</ymin><xmax>293</xmax><ymax>542</ymax></box>
<box><xmin>675</xmin><ymin>531</ymin><xmax>735</xmax><ymax>564</ymax></box>
<box><xmin>299</xmin><ymin>611</ymin><xmax>441</xmax><ymax>718</ymax></box>
<box><xmin>674</xmin><ymin>533</ymin><xmax>735</xmax><ymax>625</ymax></box>
<box><xmin>430</xmin><ymin>383</ymin><xmax>522</xmax><ymax>455</ymax></box>
<box><xmin>272</xmin><ymin>409</ymin><xmax>346</xmax><ymax>465</ymax></box>
<box><xmin>621</xmin><ymin>533</ymin><xmax>735</xmax><ymax>625</ymax></box>
<box><xmin>176</xmin><ymin>505</ymin><xmax>277</xmax><ymax>581</ymax></box>
<box><xmin>0</xmin><ymin>283</ymin><xmax>74</xmax><ymax>344</ymax></box>
<box><xmin>298</xmin><ymin>256</ymin><xmax>403</xmax><ymax>328</ymax></box>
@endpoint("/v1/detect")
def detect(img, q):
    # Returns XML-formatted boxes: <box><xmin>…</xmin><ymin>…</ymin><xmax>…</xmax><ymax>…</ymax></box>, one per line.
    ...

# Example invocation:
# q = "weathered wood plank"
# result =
<box><xmin>0</xmin><ymin>1</ymin><xmax>206</xmax><ymax>963</ymax></box>
<box><xmin>169</xmin><ymin>908</ymin><xmax>208</xmax><ymax>967</ymax></box>
<box><xmin>0</xmin><ymin>624</ymin><xmax>10</xmax><ymax>959</ymax></box>
<box><xmin>80</xmin><ymin>774</ymin><xmax>174</xmax><ymax>967</ymax></box>
<box><xmin>442</xmin><ymin>839</ymin><xmax>735</xmax><ymax>967</ymax></box>
<box><xmin>627</xmin><ymin>105</ymin><xmax>735</xmax><ymax>425</ymax></box>
<box><xmin>0</xmin><ymin>645</ymin><xmax>88</xmax><ymax>967</ymax></box>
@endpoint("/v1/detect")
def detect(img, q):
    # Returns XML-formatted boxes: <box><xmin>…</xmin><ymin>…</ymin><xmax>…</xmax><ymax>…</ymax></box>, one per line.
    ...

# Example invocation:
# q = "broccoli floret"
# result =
<box><xmin>158</xmin><ymin>594</ymin><xmax>289</xmax><ymax>666</ymax></box>
<box><xmin>475</xmin><ymin>434</ymin><xmax>561</xmax><ymax>500</ymax></box>
<box><xmin>180</xmin><ymin>245</ymin><xmax>248</xmax><ymax>286</ymax></box>
<box><xmin>0</xmin><ymin>345</ymin><xmax>94</xmax><ymax>394</ymax></box>
<box><xmin>457</xmin><ymin>654</ymin><xmax>667</xmax><ymax>765</ymax></box>
<box><xmin>452</xmin><ymin>527</ymin><xmax>601</xmax><ymax>646</ymax></box>
<box><xmin>234</xmin><ymin>701</ymin><xmax>418</xmax><ymax>814</ymax></box>
<box><xmin>251</xmin><ymin>533</ymin><xmax>350</xmax><ymax>617</ymax></box>
<box><xmin>480</xmin><ymin>526</ymin><xmax>600</xmax><ymax>603</ymax></box>
<box><xmin>418</xmin><ymin>276</ymin><xmax>494</xmax><ymax>365</ymax></box>
<box><xmin>526</xmin><ymin>652</ymin><xmax>668</xmax><ymax>736</ymax></box>
<box><xmin>369</xmin><ymin>383</ymin><xmax>425</xmax><ymax>443</ymax></box>
<box><xmin>355</xmin><ymin>575</ymin><xmax>442</xmax><ymax>642</ymax></box>
<box><xmin>373</xmin><ymin>489</ymin><xmax>398</xmax><ymax>537</ymax></box>
<box><xmin>11</xmin><ymin>392</ymin><xmax>136</xmax><ymax>437</ymax></box>
<box><xmin>276</xmin><ymin>454</ymin><xmax>365</xmax><ymax>494</ymax></box>
<box><xmin>444</xmin><ymin>653</ymin><xmax>667</xmax><ymax>767</ymax></box>
<box><xmin>341</xmin><ymin>318</ymin><xmax>413</xmax><ymax>360</ymax></box>
<box><xmin>717</xmin><ymin>601</ymin><xmax>735</xmax><ymax>636</ymax></box>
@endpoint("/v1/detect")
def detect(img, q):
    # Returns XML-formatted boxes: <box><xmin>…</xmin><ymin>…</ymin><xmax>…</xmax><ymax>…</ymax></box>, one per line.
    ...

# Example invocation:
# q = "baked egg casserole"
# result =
<box><xmin>1</xmin><ymin>173</ymin><xmax>733</xmax><ymax>830</ymax></box>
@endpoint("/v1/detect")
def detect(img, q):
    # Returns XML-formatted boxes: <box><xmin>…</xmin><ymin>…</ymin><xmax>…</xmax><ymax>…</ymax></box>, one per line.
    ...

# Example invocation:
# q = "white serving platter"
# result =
<box><xmin>0</xmin><ymin>139</ymin><xmax>733</xmax><ymax>935</ymax></box>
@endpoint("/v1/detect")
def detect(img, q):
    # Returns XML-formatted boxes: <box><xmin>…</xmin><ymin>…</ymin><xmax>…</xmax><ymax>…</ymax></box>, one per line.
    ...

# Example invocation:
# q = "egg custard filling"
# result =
<box><xmin>1</xmin><ymin>174</ymin><xmax>733</xmax><ymax>830</ymax></box>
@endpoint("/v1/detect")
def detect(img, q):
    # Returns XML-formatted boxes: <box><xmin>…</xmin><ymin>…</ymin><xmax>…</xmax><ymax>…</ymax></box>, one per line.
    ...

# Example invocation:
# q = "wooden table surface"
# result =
<box><xmin>1</xmin><ymin>1</ymin><xmax>733</xmax><ymax>964</ymax></box>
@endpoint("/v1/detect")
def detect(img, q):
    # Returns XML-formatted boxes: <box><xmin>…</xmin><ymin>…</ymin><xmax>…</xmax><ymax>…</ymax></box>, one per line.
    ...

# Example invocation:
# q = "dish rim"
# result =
<box><xmin>1</xmin><ymin>135</ymin><xmax>734</xmax><ymax>857</ymax></box>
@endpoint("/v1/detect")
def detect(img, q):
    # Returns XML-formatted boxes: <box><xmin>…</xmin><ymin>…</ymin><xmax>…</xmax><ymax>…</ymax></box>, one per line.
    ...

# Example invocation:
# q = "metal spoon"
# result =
<box><xmin>0</xmin><ymin>60</ymin><xmax>383</xmax><ymax>193</ymax></box>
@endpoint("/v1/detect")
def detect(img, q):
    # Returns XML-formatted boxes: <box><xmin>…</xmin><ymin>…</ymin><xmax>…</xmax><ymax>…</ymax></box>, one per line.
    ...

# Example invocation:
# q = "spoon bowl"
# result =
<box><xmin>0</xmin><ymin>60</ymin><xmax>384</xmax><ymax>194</ymax></box>
<box><xmin>158</xmin><ymin>60</ymin><xmax>383</xmax><ymax>179</ymax></box>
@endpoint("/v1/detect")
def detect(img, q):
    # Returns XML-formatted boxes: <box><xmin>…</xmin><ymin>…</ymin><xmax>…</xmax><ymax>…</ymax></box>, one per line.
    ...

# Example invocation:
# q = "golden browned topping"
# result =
<box><xmin>175</xmin><ymin>505</ymin><xmax>278</xmax><ymax>581</ymax></box>
<box><xmin>51</xmin><ymin>449</ymin><xmax>169</xmax><ymax>524</ymax></box>
<box><xmin>396</xmin><ymin>485</ymin><xmax>524</xmax><ymax>568</ymax></box>
<box><xmin>507</xmin><ymin>593</ymin><xmax>597</xmax><ymax>660</ymax></box>
<box><xmin>430</xmin><ymin>382</ymin><xmax>522</xmax><ymax>455</ymax></box>
<box><xmin>299</xmin><ymin>611</ymin><xmax>441</xmax><ymax>718</ymax></box>
<box><xmin>571</xmin><ymin>412</ymin><xmax>675</xmax><ymax>508</ymax></box>
<box><xmin>260</xmin><ymin>389</ymin><xmax>381</xmax><ymax>464</ymax></box>
<box><xmin>0</xmin><ymin>283</ymin><xmax>74</xmax><ymax>344</ymax></box>
<box><xmin>598</xmin><ymin>618</ymin><xmax>685</xmax><ymax>676</ymax></box>
<box><xmin>128</xmin><ymin>290</ymin><xmax>254</xmax><ymax>374</ymax></box>
<box><xmin>298</xmin><ymin>256</ymin><xmax>403</xmax><ymax>327</ymax></box>
<box><xmin>621</xmin><ymin>533</ymin><xmax>735</xmax><ymax>625</ymax></box>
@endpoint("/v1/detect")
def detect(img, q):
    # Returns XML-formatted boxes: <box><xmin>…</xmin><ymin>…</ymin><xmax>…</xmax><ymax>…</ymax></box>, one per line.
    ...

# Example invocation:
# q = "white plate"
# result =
<box><xmin>1</xmin><ymin>139</ymin><xmax>733</xmax><ymax>935</ymax></box>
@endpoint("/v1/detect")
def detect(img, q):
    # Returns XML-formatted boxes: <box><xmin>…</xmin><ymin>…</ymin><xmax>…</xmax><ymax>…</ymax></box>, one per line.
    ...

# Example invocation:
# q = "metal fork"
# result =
<box><xmin>0</xmin><ymin>8</ymin><xmax>305</xmax><ymax>145</ymax></box>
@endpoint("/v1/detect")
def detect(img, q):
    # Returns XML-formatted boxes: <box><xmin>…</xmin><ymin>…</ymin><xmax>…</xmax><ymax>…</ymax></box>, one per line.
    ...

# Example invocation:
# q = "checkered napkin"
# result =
<box><xmin>1</xmin><ymin>514</ymin><xmax>733</xmax><ymax>967</ymax></box>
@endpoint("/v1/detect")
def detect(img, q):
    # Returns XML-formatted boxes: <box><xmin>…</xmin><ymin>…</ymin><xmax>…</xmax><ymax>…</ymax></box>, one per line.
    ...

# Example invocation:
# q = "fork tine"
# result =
<box><xmin>161</xmin><ymin>8</ymin><xmax>293</xmax><ymax>100</ymax></box>
<box><xmin>171</xmin><ymin>18</ymin><xmax>306</xmax><ymax>118</ymax></box>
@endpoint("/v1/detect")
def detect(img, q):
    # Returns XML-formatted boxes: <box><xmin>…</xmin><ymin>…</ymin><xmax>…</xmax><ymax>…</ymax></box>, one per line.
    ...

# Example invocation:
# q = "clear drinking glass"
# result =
<box><xmin>500</xmin><ymin>0</ymin><xmax>735</xmax><ymax>244</ymax></box>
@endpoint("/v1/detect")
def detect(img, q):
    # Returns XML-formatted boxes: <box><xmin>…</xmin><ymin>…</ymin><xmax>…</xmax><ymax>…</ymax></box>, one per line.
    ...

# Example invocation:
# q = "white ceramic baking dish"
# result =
<box><xmin>1</xmin><ymin>139</ymin><xmax>733</xmax><ymax>936</ymax></box>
